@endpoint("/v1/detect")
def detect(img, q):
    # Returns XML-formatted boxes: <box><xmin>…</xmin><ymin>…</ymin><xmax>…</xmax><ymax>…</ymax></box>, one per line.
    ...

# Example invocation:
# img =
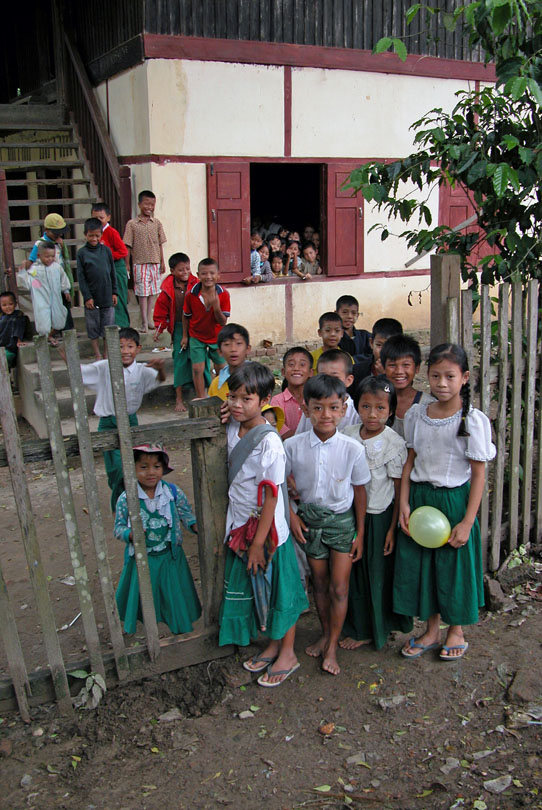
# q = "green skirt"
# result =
<box><xmin>343</xmin><ymin>504</ymin><xmax>413</xmax><ymax>649</ymax></box>
<box><xmin>98</xmin><ymin>413</ymin><xmax>138</xmax><ymax>512</ymax></box>
<box><xmin>393</xmin><ymin>481</ymin><xmax>484</xmax><ymax>626</ymax></box>
<box><xmin>116</xmin><ymin>545</ymin><xmax>201</xmax><ymax>635</ymax></box>
<box><xmin>113</xmin><ymin>259</ymin><xmax>130</xmax><ymax>328</ymax></box>
<box><xmin>219</xmin><ymin>536</ymin><xmax>309</xmax><ymax>647</ymax></box>
<box><xmin>172</xmin><ymin>322</ymin><xmax>211</xmax><ymax>389</ymax></box>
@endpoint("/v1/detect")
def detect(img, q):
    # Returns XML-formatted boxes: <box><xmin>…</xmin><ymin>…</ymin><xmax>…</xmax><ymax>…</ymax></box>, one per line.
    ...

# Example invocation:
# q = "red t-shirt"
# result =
<box><xmin>183</xmin><ymin>282</ymin><xmax>230</xmax><ymax>344</ymax></box>
<box><xmin>100</xmin><ymin>223</ymin><xmax>128</xmax><ymax>261</ymax></box>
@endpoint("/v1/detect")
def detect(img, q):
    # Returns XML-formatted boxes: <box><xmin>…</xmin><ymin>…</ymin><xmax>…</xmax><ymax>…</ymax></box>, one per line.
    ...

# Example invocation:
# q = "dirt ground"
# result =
<box><xmin>1</xmin><ymin>413</ymin><xmax>542</xmax><ymax>810</ymax></box>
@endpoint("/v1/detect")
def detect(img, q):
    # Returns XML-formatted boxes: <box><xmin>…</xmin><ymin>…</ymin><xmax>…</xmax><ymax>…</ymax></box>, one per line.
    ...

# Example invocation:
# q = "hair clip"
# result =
<box><xmin>384</xmin><ymin>385</ymin><xmax>391</xmax><ymax>393</ymax></box>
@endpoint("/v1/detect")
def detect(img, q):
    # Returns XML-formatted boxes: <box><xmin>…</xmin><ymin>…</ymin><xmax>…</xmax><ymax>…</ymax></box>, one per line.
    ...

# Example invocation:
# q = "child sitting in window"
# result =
<box><xmin>300</xmin><ymin>241</ymin><xmax>323</xmax><ymax>276</ymax></box>
<box><xmin>285</xmin><ymin>241</ymin><xmax>310</xmax><ymax>280</ymax></box>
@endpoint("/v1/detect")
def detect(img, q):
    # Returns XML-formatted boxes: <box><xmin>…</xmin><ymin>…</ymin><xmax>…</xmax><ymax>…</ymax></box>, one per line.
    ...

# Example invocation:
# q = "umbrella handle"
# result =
<box><xmin>257</xmin><ymin>479</ymin><xmax>278</xmax><ymax>506</ymax></box>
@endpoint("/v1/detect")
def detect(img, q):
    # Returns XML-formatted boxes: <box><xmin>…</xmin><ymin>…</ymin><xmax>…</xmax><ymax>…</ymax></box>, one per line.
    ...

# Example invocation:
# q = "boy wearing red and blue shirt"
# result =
<box><xmin>182</xmin><ymin>258</ymin><xmax>230</xmax><ymax>398</ymax></box>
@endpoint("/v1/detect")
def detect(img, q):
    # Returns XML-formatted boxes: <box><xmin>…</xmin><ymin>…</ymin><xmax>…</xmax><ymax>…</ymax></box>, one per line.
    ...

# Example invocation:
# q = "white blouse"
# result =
<box><xmin>226</xmin><ymin>422</ymin><xmax>289</xmax><ymax>546</ymax></box>
<box><xmin>343</xmin><ymin>425</ymin><xmax>407</xmax><ymax>514</ymax></box>
<box><xmin>406</xmin><ymin>403</ymin><xmax>496</xmax><ymax>488</ymax></box>
<box><xmin>392</xmin><ymin>391</ymin><xmax>435</xmax><ymax>439</ymax></box>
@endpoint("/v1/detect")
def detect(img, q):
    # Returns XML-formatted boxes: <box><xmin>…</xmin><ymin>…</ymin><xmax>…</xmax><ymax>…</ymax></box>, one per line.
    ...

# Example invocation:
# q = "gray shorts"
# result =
<box><xmin>85</xmin><ymin>306</ymin><xmax>115</xmax><ymax>340</ymax></box>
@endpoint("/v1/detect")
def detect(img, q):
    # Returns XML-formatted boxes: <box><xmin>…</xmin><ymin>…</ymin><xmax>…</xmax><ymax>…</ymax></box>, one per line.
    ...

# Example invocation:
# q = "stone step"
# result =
<box><xmin>60</xmin><ymin>391</ymin><xmax>182</xmax><ymax>437</ymax></box>
<box><xmin>17</xmin><ymin>332</ymin><xmax>171</xmax><ymax>365</ymax></box>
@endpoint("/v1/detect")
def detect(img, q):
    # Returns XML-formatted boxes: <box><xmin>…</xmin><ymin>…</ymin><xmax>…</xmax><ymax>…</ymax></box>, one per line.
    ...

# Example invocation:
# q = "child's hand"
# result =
<box><xmin>146</xmin><ymin>357</ymin><xmax>165</xmax><ymax>370</ymax></box>
<box><xmin>246</xmin><ymin>543</ymin><xmax>266</xmax><ymax>574</ymax></box>
<box><xmin>153</xmin><ymin>328</ymin><xmax>161</xmax><ymax>342</ymax></box>
<box><xmin>191</xmin><ymin>524</ymin><xmax>198</xmax><ymax>534</ymax></box>
<box><xmin>350</xmin><ymin>534</ymin><xmax>364</xmax><ymax>562</ymax></box>
<box><xmin>290</xmin><ymin>511</ymin><xmax>308</xmax><ymax>545</ymax></box>
<box><xmin>180</xmin><ymin>336</ymin><xmax>188</xmax><ymax>350</ymax></box>
<box><xmin>85</xmin><ymin>299</ymin><xmax>95</xmax><ymax>310</ymax></box>
<box><xmin>4</xmin><ymin>266</ymin><xmax>12</xmax><ymax>276</ymax></box>
<box><xmin>373</xmin><ymin>358</ymin><xmax>384</xmax><ymax>375</ymax></box>
<box><xmin>220</xmin><ymin>399</ymin><xmax>231</xmax><ymax>424</ymax></box>
<box><xmin>160</xmin><ymin>263</ymin><xmax>166</xmax><ymax>275</ymax></box>
<box><xmin>399</xmin><ymin>504</ymin><xmax>411</xmax><ymax>535</ymax></box>
<box><xmin>287</xmin><ymin>474</ymin><xmax>299</xmax><ymax>500</ymax></box>
<box><xmin>448</xmin><ymin>520</ymin><xmax>472</xmax><ymax>549</ymax></box>
<box><xmin>112</xmin><ymin>295</ymin><xmax>118</xmax><ymax>306</ymax></box>
<box><xmin>383</xmin><ymin>528</ymin><xmax>395</xmax><ymax>555</ymax></box>
<box><xmin>64</xmin><ymin>292</ymin><xmax>71</xmax><ymax>304</ymax></box>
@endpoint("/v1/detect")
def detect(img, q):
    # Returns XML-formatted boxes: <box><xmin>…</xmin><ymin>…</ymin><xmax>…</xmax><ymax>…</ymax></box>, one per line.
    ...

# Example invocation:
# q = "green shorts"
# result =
<box><xmin>189</xmin><ymin>336</ymin><xmax>223</xmax><ymax>367</ymax></box>
<box><xmin>297</xmin><ymin>504</ymin><xmax>357</xmax><ymax>560</ymax></box>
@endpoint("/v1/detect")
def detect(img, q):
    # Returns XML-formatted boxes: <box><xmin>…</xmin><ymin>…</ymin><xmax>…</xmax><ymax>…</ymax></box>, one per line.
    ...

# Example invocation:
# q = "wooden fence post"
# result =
<box><xmin>0</xmin><ymin>564</ymin><xmax>31</xmax><ymax>722</ymax></box>
<box><xmin>460</xmin><ymin>289</ymin><xmax>473</xmax><ymax>375</ymax></box>
<box><xmin>105</xmin><ymin>327</ymin><xmax>161</xmax><ymax>661</ymax></box>
<box><xmin>188</xmin><ymin>397</ymin><xmax>228</xmax><ymax>627</ymax></box>
<box><xmin>446</xmin><ymin>297</ymin><xmax>460</xmax><ymax>344</ymax></box>
<box><xmin>508</xmin><ymin>281</ymin><xmax>523</xmax><ymax>551</ymax></box>
<box><xmin>479</xmin><ymin>286</ymin><xmax>491</xmax><ymax>567</ymax></box>
<box><xmin>490</xmin><ymin>283</ymin><xmax>509</xmax><ymax>570</ymax></box>
<box><xmin>522</xmin><ymin>280</ymin><xmax>538</xmax><ymax>546</ymax></box>
<box><xmin>430</xmin><ymin>254</ymin><xmax>461</xmax><ymax>347</ymax></box>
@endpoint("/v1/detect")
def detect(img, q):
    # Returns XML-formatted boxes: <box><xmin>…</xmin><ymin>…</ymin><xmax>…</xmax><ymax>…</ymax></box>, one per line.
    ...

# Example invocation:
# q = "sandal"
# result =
<box><xmin>242</xmin><ymin>654</ymin><xmax>277</xmax><ymax>674</ymax></box>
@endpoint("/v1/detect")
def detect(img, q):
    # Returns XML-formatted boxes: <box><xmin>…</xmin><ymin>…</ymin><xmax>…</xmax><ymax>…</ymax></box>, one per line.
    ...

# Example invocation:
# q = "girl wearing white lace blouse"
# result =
<box><xmin>395</xmin><ymin>344</ymin><xmax>495</xmax><ymax>661</ymax></box>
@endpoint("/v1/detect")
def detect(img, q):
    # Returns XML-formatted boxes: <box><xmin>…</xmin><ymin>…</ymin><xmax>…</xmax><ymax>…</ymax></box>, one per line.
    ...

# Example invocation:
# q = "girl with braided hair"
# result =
<box><xmin>394</xmin><ymin>344</ymin><xmax>495</xmax><ymax>661</ymax></box>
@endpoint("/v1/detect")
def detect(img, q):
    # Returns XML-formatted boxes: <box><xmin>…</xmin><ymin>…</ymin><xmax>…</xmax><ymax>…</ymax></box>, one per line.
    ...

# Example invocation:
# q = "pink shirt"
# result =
<box><xmin>271</xmin><ymin>389</ymin><xmax>304</xmax><ymax>436</ymax></box>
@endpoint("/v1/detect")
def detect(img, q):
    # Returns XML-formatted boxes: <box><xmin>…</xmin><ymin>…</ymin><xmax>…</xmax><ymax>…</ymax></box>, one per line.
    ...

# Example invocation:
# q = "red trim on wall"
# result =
<box><xmin>118</xmin><ymin>154</ymin><xmax>401</xmax><ymax>165</ymax></box>
<box><xmin>143</xmin><ymin>34</ymin><xmax>496</xmax><ymax>82</ymax></box>
<box><xmin>284</xmin><ymin>65</ymin><xmax>292</xmax><ymax>158</ymax></box>
<box><xmin>226</xmin><ymin>268</ymin><xmax>430</xmax><ymax>289</ymax></box>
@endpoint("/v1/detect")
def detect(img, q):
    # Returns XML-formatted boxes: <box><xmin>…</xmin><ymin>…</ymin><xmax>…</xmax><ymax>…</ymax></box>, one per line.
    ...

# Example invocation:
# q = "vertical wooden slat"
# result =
<box><xmin>430</xmin><ymin>254</ymin><xmax>461</xmax><ymax>347</ymax></box>
<box><xmin>64</xmin><ymin>331</ymin><xmax>130</xmax><ymax>681</ymax></box>
<box><xmin>490</xmin><ymin>283</ymin><xmax>509</xmax><ymax>570</ymax></box>
<box><xmin>508</xmin><ymin>281</ymin><xmax>523</xmax><ymax>550</ymax></box>
<box><xmin>446</xmin><ymin>296</ymin><xmax>460</xmax><ymax>344</ymax></box>
<box><xmin>0</xmin><ymin>563</ymin><xmax>31</xmax><ymax>722</ymax></box>
<box><xmin>536</xmin><ymin>342</ymin><xmax>542</xmax><ymax>543</ymax></box>
<box><xmin>104</xmin><ymin>327</ymin><xmax>161</xmax><ymax>661</ymax></box>
<box><xmin>479</xmin><ymin>285</ymin><xmax>491</xmax><ymax>567</ymax></box>
<box><xmin>0</xmin><ymin>169</ymin><xmax>17</xmax><ymax>297</ymax></box>
<box><xmin>521</xmin><ymin>280</ymin><xmax>538</xmax><ymax>546</ymax></box>
<box><xmin>188</xmin><ymin>398</ymin><xmax>228</xmax><ymax>627</ymax></box>
<box><xmin>35</xmin><ymin>336</ymin><xmax>105</xmax><ymax>678</ymax></box>
<box><xmin>460</xmin><ymin>288</ymin><xmax>473</xmax><ymax>374</ymax></box>
<box><xmin>0</xmin><ymin>349</ymin><xmax>73</xmax><ymax>715</ymax></box>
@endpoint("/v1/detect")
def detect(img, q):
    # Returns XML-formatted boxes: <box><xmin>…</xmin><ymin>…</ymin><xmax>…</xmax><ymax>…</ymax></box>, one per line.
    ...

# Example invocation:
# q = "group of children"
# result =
<box><xmin>244</xmin><ymin>224</ymin><xmax>322</xmax><ymax>285</ymax></box>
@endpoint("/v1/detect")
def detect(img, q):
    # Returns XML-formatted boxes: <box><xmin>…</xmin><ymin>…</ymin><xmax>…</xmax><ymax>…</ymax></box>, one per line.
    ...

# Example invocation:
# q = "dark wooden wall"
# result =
<box><xmin>143</xmin><ymin>0</ymin><xmax>483</xmax><ymax>61</ymax></box>
<box><xmin>0</xmin><ymin>2</ymin><xmax>55</xmax><ymax>104</ymax></box>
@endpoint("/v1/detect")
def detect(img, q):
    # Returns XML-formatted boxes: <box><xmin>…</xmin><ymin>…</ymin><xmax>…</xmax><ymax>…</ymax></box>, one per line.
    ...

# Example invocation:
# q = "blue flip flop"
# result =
<box><xmin>401</xmin><ymin>637</ymin><xmax>440</xmax><ymax>659</ymax></box>
<box><xmin>440</xmin><ymin>642</ymin><xmax>469</xmax><ymax>661</ymax></box>
<box><xmin>242</xmin><ymin>654</ymin><xmax>277</xmax><ymax>673</ymax></box>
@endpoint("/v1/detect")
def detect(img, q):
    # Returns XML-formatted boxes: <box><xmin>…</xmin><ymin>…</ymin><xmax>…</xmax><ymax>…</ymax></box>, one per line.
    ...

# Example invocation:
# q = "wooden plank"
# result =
<box><xmin>104</xmin><ymin>327</ymin><xmax>161</xmax><ymax>661</ymax></box>
<box><xmin>189</xmin><ymin>398</ymin><xmax>228</xmax><ymax>627</ymax></box>
<box><xmin>0</xmin><ymin>563</ymin><xmax>31</xmax><ymax>722</ymax></box>
<box><xmin>0</xmin><ymin>170</ymin><xmax>16</xmax><ymax>296</ymax></box>
<box><xmin>537</xmin><ymin>343</ymin><xmax>542</xmax><ymax>543</ymax></box>
<box><xmin>430</xmin><ymin>254</ymin><xmax>461</xmax><ymax>347</ymax></box>
<box><xmin>0</xmin><ymin>628</ymin><xmax>234</xmax><ymax>713</ymax></box>
<box><xmin>85</xmin><ymin>35</ymin><xmax>144</xmax><ymax>86</ymax></box>
<box><xmin>490</xmin><ymin>283</ymin><xmax>509</xmax><ymax>570</ymax></box>
<box><xmin>508</xmin><ymin>281</ymin><xmax>522</xmax><ymax>551</ymax></box>
<box><xmin>460</xmin><ymin>288</ymin><xmax>474</xmax><ymax>374</ymax></box>
<box><xmin>35</xmin><ymin>336</ymin><xmax>105</xmax><ymax>678</ymax></box>
<box><xmin>521</xmin><ymin>280</ymin><xmax>538</xmax><ymax>546</ymax></box>
<box><xmin>0</xmin><ymin>418</ymin><xmax>220</xmax><ymax>468</ymax></box>
<box><xmin>0</xmin><ymin>104</ymin><xmax>67</xmax><ymax>129</ymax></box>
<box><xmin>0</xmin><ymin>349</ymin><xmax>73</xmax><ymax>716</ymax></box>
<box><xmin>445</xmin><ymin>296</ymin><xmax>460</xmax><ymax>344</ymax></box>
<box><xmin>64</xmin><ymin>331</ymin><xmax>129</xmax><ymax>682</ymax></box>
<box><xmin>479</xmin><ymin>285</ymin><xmax>491</xmax><ymax>568</ymax></box>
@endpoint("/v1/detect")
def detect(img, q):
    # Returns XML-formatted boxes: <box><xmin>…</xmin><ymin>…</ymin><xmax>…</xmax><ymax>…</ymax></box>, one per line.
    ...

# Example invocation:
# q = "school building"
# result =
<box><xmin>0</xmin><ymin>1</ymin><xmax>495</xmax><ymax>344</ymax></box>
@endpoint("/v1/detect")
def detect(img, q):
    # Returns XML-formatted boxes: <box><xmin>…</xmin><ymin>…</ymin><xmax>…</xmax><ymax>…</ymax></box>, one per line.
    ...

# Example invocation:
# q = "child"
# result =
<box><xmin>340</xmin><ymin>377</ymin><xmax>413</xmax><ymax>650</ymax></box>
<box><xmin>381</xmin><ymin>334</ymin><xmax>434</xmax><ymax>439</ymax></box>
<box><xmin>268</xmin><ymin>234</ymin><xmax>283</xmax><ymax>256</ymax></box>
<box><xmin>77</xmin><ymin>218</ymin><xmax>118</xmax><ymax>361</ymax></box>
<box><xmin>395</xmin><ymin>344</ymin><xmax>495</xmax><ymax>660</ymax></box>
<box><xmin>249</xmin><ymin>230</ymin><xmax>263</xmax><ymax>282</ymax></box>
<box><xmin>296</xmin><ymin>350</ymin><xmax>360</xmax><ymax>434</ymax></box>
<box><xmin>262</xmin><ymin>404</ymin><xmax>285</xmax><ymax>431</ymax></box>
<box><xmin>123</xmin><ymin>190</ymin><xmax>167</xmax><ymax>334</ymax></box>
<box><xmin>16</xmin><ymin>242</ymin><xmax>71</xmax><ymax>347</ymax></box>
<box><xmin>302</xmin><ymin>225</ymin><xmax>315</xmax><ymax>242</ymax></box>
<box><xmin>300</xmin><ymin>241</ymin><xmax>322</xmax><ymax>276</ymax></box>
<box><xmin>25</xmin><ymin>213</ymin><xmax>74</xmax><ymax>331</ymax></box>
<box><xmin>286</xmin><ymin>374</ymin><xmax>370</xmax><ymax>675</ymax></box>
<box><xmin>182</xmin><ymin>258</ymin><xmax>230</xmax><ymax>399</ymax></box>
<box><xmin>208</xmin><ymin>323</ymin><xmax>251</xmax><ymax>400</ymax></box>
<box><xmin>270</xmin><ymin>253</ymin><xmax>285</xmax><ymax>278</ymax></box>
<box><xmin>351</xmin><ymin>317</ymin><xmax>404</xmax><ymax>396</ymax></box>
<box><xmin>271</xmin><ymin>346</ymin><xmax>313</xmax><ymax>438</ymax></box>
<box><xmin>81</xmin><ymin>327</ymin><xmax>166</xmax><ymax>510</ymax></box>
<box><xmin>242</xmin><ymin>242</ymin><xmax>273</xmax><ymax>285</ymax></box>
<box><xmin>285</xmin><ymin>241</ymin><xmax>310</xmax><ymax>280</ymax></box>
<box><xmin>153</xmin><ymin>252</ymin><xmax>208</xmax><ymax>412</ymax></box>
<box><xmin>219</xmin><ymin>363</ymin><xmax>309</xmax><ymax>686</ymax></box>
<box><xmin>336</xmin><ymin>295</ymin><xmax>371</xmax><ymax>362</ymax></box>
<box><xmin>311</xmin><ymin>312</ymin><xmax>347</xmax><ymax>369</ymax></box>
<box><xmin>114</xmin><ymin>443</ymin><xmax>201</xmax><ymax>635</ymax></box>
<box><xmin>0</xmin><ymin>291</ymin><xmax>26</xmax><ymax>369</ymax></box>
<box><xmin>91</xmin><ymin>203</ymin><xmax>130</xmax><ymax>328</ymax></box>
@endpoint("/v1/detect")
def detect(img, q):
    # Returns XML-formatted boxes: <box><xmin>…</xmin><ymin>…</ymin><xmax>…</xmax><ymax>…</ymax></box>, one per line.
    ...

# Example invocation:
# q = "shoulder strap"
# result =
<box><xmin>413</xmin><ymin>390</ymin><xmax>423</xmax><ymax>405</ymax></box>
<box><xmin>165</xmin><ymin>481</ymin><xmax>178</xmax><ymax>498</ymax></box>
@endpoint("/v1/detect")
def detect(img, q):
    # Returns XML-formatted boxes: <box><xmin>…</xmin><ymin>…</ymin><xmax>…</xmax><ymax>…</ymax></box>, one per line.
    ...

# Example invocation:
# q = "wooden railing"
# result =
<box><xmin>62</xmin><ymin>32</ymin><xmax>132</xmax><ymax>231</ymax></box>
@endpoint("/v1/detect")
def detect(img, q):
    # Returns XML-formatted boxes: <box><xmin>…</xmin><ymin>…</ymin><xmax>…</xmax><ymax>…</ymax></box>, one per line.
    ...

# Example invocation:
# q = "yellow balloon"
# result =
<box><xmin>409</xmin><ymin>506</ymin><xmax>451</xmax><ymax>548</ymax></box>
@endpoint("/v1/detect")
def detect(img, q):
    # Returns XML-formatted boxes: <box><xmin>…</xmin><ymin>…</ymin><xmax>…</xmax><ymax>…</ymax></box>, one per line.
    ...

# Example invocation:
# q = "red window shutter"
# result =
<box><xmin>439</xmin><ymin>182</ymin><xmax>495</xmax><ymax>264</ymax></box>
<box><xmin>207</xmin><ymin>162</ymin><xmax>250</xmax><ymax>284</ymax></box>
<box><xmin>325</xmin><ymin>163</ymin><xmax>364</xmax><ymax>277</ymax></box>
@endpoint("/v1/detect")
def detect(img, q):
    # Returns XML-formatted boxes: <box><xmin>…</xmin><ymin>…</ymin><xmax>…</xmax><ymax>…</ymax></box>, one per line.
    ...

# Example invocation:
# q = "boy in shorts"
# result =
<box><xmin>123</xmin><ymin>190</ymin><xmax>167</xmax><ymax>334</ymax></box>
<box><xmin>182</xmin><ymin>258</ymin><xmax>231</xmax><ymax>399</ymax></box>
<box><xmin>286</xmin><ymin>375</ymin><xmax>370</xmax><ymax>675</ymax></box>
<box><xmin>381</xmin><ymin>334</ymin><xmax>434</xmax><ymax>439</ymax></box>
<box><xmin>271</xmin><ymin>346</ymin><xmax>313</xmax><ymax>438</ymax></box>
<box><xmin>76</xmin><ymin>218</ymin><xmax>117</xmax><ymax>360</ymax></box>
<box><xmin>336</xmin><ymin>295</ymin><xmax>371</xmax><ymax>362</ymax></box>
<box><xmin>208</xmin><ymin>323</ymin><xmax>251</xmax><ymax>400</ymax></box>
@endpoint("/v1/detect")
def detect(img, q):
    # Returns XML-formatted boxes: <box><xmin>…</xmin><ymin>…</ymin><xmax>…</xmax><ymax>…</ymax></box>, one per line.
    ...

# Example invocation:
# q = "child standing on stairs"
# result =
<box><xmin>91</xmin><ymin>203</ymin><xmax>131</xmax><ymax>328</ymax></box>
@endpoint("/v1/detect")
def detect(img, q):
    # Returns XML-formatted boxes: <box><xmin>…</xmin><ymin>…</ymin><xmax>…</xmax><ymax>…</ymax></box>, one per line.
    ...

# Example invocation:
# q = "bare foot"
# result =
<box><xmin>321</xmin><ymin>648</ymin><xmax>340</xmax><ymax>676</ymax></box>
<box><xmin>339</xmin><ymin>637</ymin><xmax>372</xmax><ymax>650</ymax></box>
<box><xmin>175</xmin><ymin>400</ymin><xmax>187</xmax><ymax>413</ymax></box>
<box><xmin>305</xmin><ymin>636</ymin><xmax>328</xmax><ymax>658</ymax></box>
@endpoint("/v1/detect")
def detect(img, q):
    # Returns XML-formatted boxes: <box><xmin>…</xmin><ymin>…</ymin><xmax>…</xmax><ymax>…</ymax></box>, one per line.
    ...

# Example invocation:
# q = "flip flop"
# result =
<box><xmin>242</xmin><ymin>654</ymin><xmax>277</xmax><ymax>674</ymax></box>
<box><xmin>401</xmin><ymin>637</ymin><xmax>440</xmax><ymax>659</ymax></box>
<box><xmin>440</xmin><ymin>642</ymin><xmax>469</xmax><ymax>661</ymax></box>
<box><xmin>257</xmin><ymin>662</ymin><xmax>300</xmax><ymax>688</ymax></box>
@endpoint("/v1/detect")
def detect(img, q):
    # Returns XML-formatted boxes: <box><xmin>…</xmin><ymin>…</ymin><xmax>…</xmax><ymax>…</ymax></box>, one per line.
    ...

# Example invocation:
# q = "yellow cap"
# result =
<box><xmin>261</xmin><ymin>404</ymin><xmax>285</xmax><ymax>433</ymax></box>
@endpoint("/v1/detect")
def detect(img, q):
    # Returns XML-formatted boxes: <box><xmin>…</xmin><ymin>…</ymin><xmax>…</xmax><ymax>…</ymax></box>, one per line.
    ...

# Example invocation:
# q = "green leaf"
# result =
<box><xmin>491</xmin><ymin>1</ymin><xmax>512</xmax><ymax>36</ymax></box>
<box><xmin>473</xmin><ymin>801</ymin><xmax>487</xmax><ymax>810</ymax></box>
<box><xmin>69</xmin><ymin>670</ymin><xmax>89</xmax><ymax>679</ymax></box>
<box><xmin>508</xmin><ymin>76</ymin><xmax>528</xmax><ymax>100</ymax></box>
<box><xmin>416</xmin><ymin>789</ymin><xmax>433</xmax><ymax>798</ymax></box>
<box><xmin>374</xmin><ymin>37</ymin><xmax>392</xmax><ymax>54</ymax></box>
<box><xmin>314</xmin><ymin>785</ymin><xmax>332</xmax><ymax>792</ymax></box>
<box><xmin>518</xmin><ymin>146</ymin><xmax>535</xmax><ymax>165</ymax></box>
<box><xmin>527</xmin><ymin>78</ymin><xmax>542</xmax><ymax>107</ymax></box>
<box><xmin>392</xmin><ymin>38</ymin><xmax>408</xmax><ymax>63</ymax></box>
<box><xmin>442</xmin><ymin>12</ymin><xmax>456</xmax><ymax>31</ymax></box>
<box><xmin>492</xmin><ymin>163</ymin><xmax>509</xmax><ymax>195</ymax></box>
<box><xmin>406</xmin><ymin>4</ymin><xmax>422</xmax><ymax>25</ymax></box>
<box><xmin>501</xmin><ymin>134</ymin><xmax>519</xmax><ymax>149</ymax></box>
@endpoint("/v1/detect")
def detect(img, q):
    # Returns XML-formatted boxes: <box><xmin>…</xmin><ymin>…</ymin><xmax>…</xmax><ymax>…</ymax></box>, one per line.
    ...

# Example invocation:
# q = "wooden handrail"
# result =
<box><xmin>63</xmin><ymin>32</ymin><xmax>120</xmax><ymax>192</ymax></box>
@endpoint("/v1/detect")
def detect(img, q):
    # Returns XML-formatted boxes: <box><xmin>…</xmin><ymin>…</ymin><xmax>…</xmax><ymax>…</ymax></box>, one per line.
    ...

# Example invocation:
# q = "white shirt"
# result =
<box><xmin>406</xmin><ymin>402</ymin><xmax>496</xmax><ymax>488</ymax></box>
<box><xmin>81</xmin><ymin>359</ymin><xmax>159</xmax><ymax>417</ymax></box>
<box><xmin>226</xmin><ymin>422</ymin><xmax>289</xmax><ymax>547</ymax></box>
<box><xmin>343</xmin><ymin>425</ymin><xmax>407</xmax><ymax>514</ymax></box>
<box><xmin>392</xmin><ymin>391</ymin><xmax>435</xmax><ymax>439</ymax></box>
<box><xmin>285</xmin><ymin>429</ymin><xmax>370</xmax><ymax>513</ymax></box>
<box><xmin>295</xmin><ymin>394</ymin><xmax>361</xmax><ymax>435</ymax></box>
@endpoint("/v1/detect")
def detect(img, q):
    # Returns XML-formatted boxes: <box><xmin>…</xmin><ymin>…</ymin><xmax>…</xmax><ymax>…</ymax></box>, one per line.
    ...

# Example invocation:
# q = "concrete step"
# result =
<box><xmin>59</xmin><ymin>390</ymin><xmax>182</xmax><ymax>437</ymax></box>
<box><xmin>17</xmin><ymin>332</ymin><xmax>172</xmax><ymax>365</ymax></box>
<box><xmin>34</xmin><ymin>379</ymin><xmax>177</xmax><ymax>421</ymax></box>
<box><xmin>13</xmin><ymin>238</ymin><xmax>80</xmax><ymax>249</ymax></box>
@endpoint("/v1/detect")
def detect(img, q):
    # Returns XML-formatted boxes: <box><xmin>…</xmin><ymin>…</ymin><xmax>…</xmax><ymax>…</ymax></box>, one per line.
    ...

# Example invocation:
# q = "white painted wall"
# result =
<box><xmin>95</xmin><ymin>63</ymin><xmax>151</xmax><ymax>157</ymax></box>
